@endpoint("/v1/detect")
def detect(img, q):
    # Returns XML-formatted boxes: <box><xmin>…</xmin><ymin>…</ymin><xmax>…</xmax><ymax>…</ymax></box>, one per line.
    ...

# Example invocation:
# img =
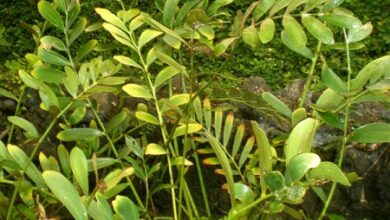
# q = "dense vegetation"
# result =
<box><xmin>0</xmin><ymin>0</ymin><xmax>389</xmax><ymax>219</ymax></box>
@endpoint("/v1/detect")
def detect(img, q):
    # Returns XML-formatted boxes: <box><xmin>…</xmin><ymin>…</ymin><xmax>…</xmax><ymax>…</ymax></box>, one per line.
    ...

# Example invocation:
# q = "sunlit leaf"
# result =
<box><xmin>251</xmin><ymin>121</ymin><xmax>272</xmax><ymax>171</ymax></box>
<box><xmin>139</xmin><ymin>29</ymin><xmax>163</xmax><ymax>49</ymax></box>
<box><xmin>38</xmin><ymin>1</ymin><xmax>64</xmax><ymax>30</ymax></box>
<box><xmin>262</xmin><ymin>92</ymin><xmax>292</xmax><ymax>118</ymax></box>
<box><xmin>321</xmin><ymin>64</ymin><xmax>347</xmax><ymax>93</ymax></box>
<box><xmin>40</xmin><ymin>36</ymin><xmax>67</xmax><ymax>51</ymax></box>
<box><xmin>38</xmin><ymin>48</ymin><xmax>71</xmax><ymax>66</ymax></box>
<box><xmin>291</xmin><ymin>107</ymin><xmax>307</xmax><ymax>126</ymax></box>
<box><xmin>112</xmin><ymin>195</ymin><xmax>139</xmax><ymax>220</ymax></box>
<box><xmin>0</xmin><ymin>87</ymin><xmax>17</xmax><ymax>101</ymax></box>
<box><xmin>253</xmin><ymin>0</ymin><xmax>275</xmax><ymax>20</ymax></box>
<box><xmin>242</xmin><ymin>25</ymin><xmax>260</xmax><ymax>49</ymax></box>
<box><xmin>285</xmin><ymin>153</ymin><xmax>321</xmax><ymax>185</ymax></box>
<box><xmin>7</xmin><ymin>116</ymin><xmax>39</xmax><ymax>139</ymax></box>
<box><xmin>282</xmin><ymin>14</ymin><xmax>307</xmax><ymax>49</ymax></box>
<box><xmin>302</xmin><ymin>14</ymin><xmax>334</xmax><ymax>45</ymax></box>
<box><xmin>95</xmin><ymin>8</ymin><xmax>127</xmax><ymax>31</ymax></box>
<box><xmin>320</xmin><ymin>13</ymin><xmax>362</xmax><ymax>28</ymax></box>
<box><xmin>32</xmin><ymin>67</ymin><xmax>64</xmax><ymax>84</ymax></box>
<box><xmin>57</xmin><ymin>128</ymin><xmax>103</xmax><ymax>141</ymax></box>
<box><xmin>350</xmin><ymin>123</ymin><xmax>390</xmax><ymax>143</ymax></box>
<box><xmin>173</xmin><ymin>123</ymin><xmax>203</xmax><ymax>137</ymax></box>
<box><xmin>281</xmin><ymin>31</ymin><xmax>313</xmax><ymax>59</ymax></box>
<box><xmin>308</xmin><ymin>162</ymin><xmax>351</xmax><ymax>186</ymax></box>
<box><xmin>154</xmin><ymin>66</ymin><xmax>180</xmax><ymax>88</ymax></box>
<box><xmin>215</xmin><ymin>37</ymin><xmax>237</xmax><ymax>56</ymax></box>
<box><xmin>259</xmin><ymin>18</ymin><xmax>275</xmax><ymax>44</ymax></box>
<box><xmin>145</xmin><ymin>143</ymin><xmax>167</xmax><ymax>155</ymax></box>
<box><xmin>114</xmin><ymin>55</ymin><xmax>142</xmax><ymax>69</ymax></box>
<box><xmin>234</xmin><ymin>183</ymin><xmax>254</xmax><ymax>204</ymax></box>
<box><xmin>122</xmin><ymin>83</ymin><xmax>153</xmax><ymax>99</ymax></box>
<box><xmin>135</xmin><ymin>111</ymin><xmax>160</xmax><ymax>125</ymax></box>
<box><xmin>70</xmin><ymin>147</ymin><xmax>89</xmax><ymax>195</ymax></box>
<box><xmin>207</xmin><ymin>0</ymin><xmax>233</xmax><ymax>15</ymax></box>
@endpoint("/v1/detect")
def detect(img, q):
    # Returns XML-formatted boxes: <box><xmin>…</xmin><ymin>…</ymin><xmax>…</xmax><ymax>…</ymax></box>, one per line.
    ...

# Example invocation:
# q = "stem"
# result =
<box><xmin>299</xmin><ymin>42</ymin><xmax>322</xmax><ymax>107</ymax></box>
<box><xmin>318</xmin><ymin>29</ymin><xmax>352</xmax><ymax>219</ymax></box>
<box><xmin>6</xmin><ymin>101</ymin><xmax>74</xmax><ymax>220</ymax></box>
<box><xmin>87</xmin><ymin>99</ymin><xmax>146</xmax><ymax>213</ymax></box>
<box><xmin>7</xmin><ymin>86</ymin><xmax>26</xmax><ymax>145</ymax></box>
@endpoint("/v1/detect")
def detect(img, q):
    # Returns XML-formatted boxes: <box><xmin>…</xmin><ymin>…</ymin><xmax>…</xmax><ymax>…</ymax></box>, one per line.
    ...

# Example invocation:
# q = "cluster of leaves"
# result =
<box><xmin>0</xmin><ymin>0</ymin><xmax>390</xmax><ymax>220</ymax></box>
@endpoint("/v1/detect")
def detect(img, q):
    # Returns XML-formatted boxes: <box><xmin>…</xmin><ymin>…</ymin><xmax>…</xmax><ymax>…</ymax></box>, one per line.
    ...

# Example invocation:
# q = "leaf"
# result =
<box><xmin>203</xmin><ymin>97</ymin><xmax>212</xmax><ymax>130</ymax></box>
<box><xmin>173</xmin><ymin>123</ymin><xmax>203</xmax><ymax>137</ymax></box>
<box><xmin>87</xmin><ymin>158</ymin><xmax>117</xmax><ymax>171</ymax></box>
<box><xmin>169</xmin><ymin>93</ymin><xmax>191</xmax><ymax>106</ymax></box>
<box><xmin>281</xmin><ymin>31</ymin><xmax>313</xmax><ymax>59</ymax></box>
<box><xmin>122</xmin><ymin>84</ymin><xmax>153</xmax><ymax>99</ymax></box>
<box><xmin>214</xmin><ymin>109</ymin><xmax>223</xmax><ymax>140</ymax></box>
<box><xmin>69</xmin><ymin>107</ymin><xmax>87</xmax><ymax>125</ymax></box>
<box><xmin>32</xmin><ymin>67</ymin><xmax>64</xmax><ymax>84</ymax></box>
<box><xmin>154</xmin><ymin>49</ymin><xmax>186</xmax><ymax>72</ymax></box>
<box><xmin>8</xmin><ymin>145</ymin><xmax>46</xmax><ymax>188</ymax></box>
<box><xmin>129</xmin><ymin>14</ymin><xmax>145</xmax><ymax>32</ymax></box>
<box><xmin>215</xmin><ymin>37</ymin><xmax>237</xmax><ymax>56</ymax></box>
<box><xmin>135</xmin><ymin>111</ymin><xmax>160</xmax><ymax>125</ymax></box>
<box><xmin>112</xmin><ymin>195</ymin><xmax>139</xmax><ymax>220</ymax></box>
<box><xmin>114</xmin><ymin>55</ymin><xmax>142</xmax><ymax>69</ymax></box>
<box><xmin>57</xmin><ymin>145</ymin><xmax>71</xmax><ymax>177</ymax></box>
<box><xmin>207</xmin><ymin>0</ymin><xmax>233</xmax><ymax>15</ymax></box>
<box><xmin>70</xmin><ymin>147</ymin><xmax>89</xmax><ymax>195</ymax></box>
<box><xmin>163</xmin><ymin>34</ymin><xmax>182</xmax><ymax>49</ymax></box>
<box><xmin>39</xmin><ymin>152</ymin><xmax>60</xmax><ymax>172</ymax></box>
<box><xmin>286</xmin><ymin>0</ymin><xmax>308</xmax><ymax>13</ymax></box>
<box><xmin>76</xmin><ymin>40</ymin><xmax>98</xmax><ymax>61</ymax></box>
<box><xmin>309</xmin><ymin>162</ymin><xmax>351</xmax><ymax>186</ymax></box>
<box><xmin>145</xmin><ymin>143</ymin><xmax>167</xmax><ymax>155</ymax></box>
<box><xmin>264</xmin><ymin>171</ymin><xmax>285</xmax><ymax>192</ymax></box>
<box><xmin>348</xmin><ymin>22</ymin><xmax>373</xmax><ymax>43</ymax></box>
<box><xmin>198</xmin><ymin>24</ymin><xmax>215</xmax><ymax>40</ymax></box>
<box><xmin>95</xmin><ymin>193</ymin><xmax>114</xmax><ymax>220</ymax></box>
<box><xmin>238</xmin><ymin>136</ymin><xmax>255</xmax><ymax>168</ymax></box>
<box><xmin>259</xmin><ymin>18</ymin><xmax>275</xmax><ymax>44</ymax></box>
<box><xmin>176</xmin><ymin>0</ymin><xmax>202</xmax><ymax>24</ymax></box>
<box><xmin>43</xmin><ymin>171</ymin><xmax>88</xmax><ymax>220</ymax></box>
<box><xmin>154</xmin><ymin>66</ymin><xmax>180</xmax><ymax>88</ymax></box>
<box><xmin>139</xmin><ymin>29</ymin><xmax>163</xmax><ymax>49</ymax></box>
<box><xmin>285</xmin><ymin>153</ymin><xmax>321</xmax><ymax>185</ymax></box>
<box><xmin>69</xmin><ymin>18</ymin><xmax>87</xmax><ymax>44</ymax></box>
<box><xmin>367</xmin><ymin>79</ymin><xmax>390</xmax><ymax>93</ymax></box>
<box><xmin>0</xmin><ymin>87</ymin><xmax>18</xmax><ymax>101</ymax></box>
<box><xmin>63</xmin><ymin>66</ymin><xmax>79</xmax><ymax>98</ymax></box>
<box><xmin>57</xmin><ymin>128</ymin><xmax>103</xmax><ymax>141</ymax></box>
<box><xmin>7</xmin><ymin>116</ymin><xmax>39</xmax><ymax>139</ymax></box>
<box><xmin>291</xmin><ymin>107</ymin><xmax>307</xmax><ymax>126</ymax></box>
<box><xmin>282</xmin><ymin>14</ymin><xmax>307</xmax><ymax>49</ymax></box>
<box><xmin>321</xmin><ymin>64</ymin><xmax>347</xmax><ymax>93</ymax></box>
<box><xmin>269</xmin><ymin>0</ymin><xmax>291</xmax><ymax>16</ymax></box>
<box><xmin>320</xmin><ymin>13</ymin><xmax>362</xmax><ymax>28</ymax></box>
<box><xmin>122</xmin><ymin>9</ymin><xmax>141</xmax><ymax>23</ymax></box>
<box><xmin>234</xmin><ymin>183</ymin><xmax>254</xmax><ymax>205</ymax></box>
<box><xmin>302</xmin><ymin>14</ymin><xmax>334</xmax><ymax>45</ymax></box>
<box><xmin>40</xmin><ymin>36</ymin><xmax>67</xmax><ymax>51</ymax></box>
<box><xmin>253</xmin><ymin>0</ymin><xmax>275</xmax><ymax>20</ymax></box>
<box><xmin>242</xmin><ymin>25</ymin><xmax>260</xmax><ymax>49</ymax></box>
<box><xmin>231</xmin><ymin>123</ymin><xmax>245</xmax><ymax>158</ymax></box>
<box><xmin>284</xmin><ymin>118</ymin><xmax>319</xmax><ymax>163</ymax></box>
<box><xmin>38</xmin><ymin>1</ymin><xmax>64</xmax><ymax>30</ymax></box>
<box><xmin>38</xmin><ymin>48</ymin><xmax>71</xmax><ymax>66</ymax></box>
<box><xmin>316</xmin><ymin>111</ymin><xmax>343</xmax><ymax>130</ymax></box>
<box><xmin>95</xmin><ymin>8</ymin><xmax>127</xmax><ymax>31</ymax></box>
<box><xmin>163</xmin><ymin>0</ymin><xmax>178</xmax><ymax>27</ymax></box>
<box><xmin>223</xmin><ymin>113</ymin><xmax>234</xmax><ymax>146</ymax></box>
<box><xmin>262</xmin><ymin>92</ymin><xmax>292</xmax><ymax>118</ymax></box>
<box><xmin>350</xmin><ymin>123</ymin><xmax>390</xmax><ymax>143</ymax></box>
<box><xmin>251</xmin><ymin>121</ymin><xmax>272</xmax><ymax>172</ymax></box>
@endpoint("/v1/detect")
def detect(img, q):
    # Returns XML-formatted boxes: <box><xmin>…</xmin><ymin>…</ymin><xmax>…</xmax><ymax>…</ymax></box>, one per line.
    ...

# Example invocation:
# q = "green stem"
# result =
<box><xmin>299</xmin><ymin>42</ymin><xmax>322</xmax><ymax>107</ymax></box>
<box><xmin>318</xmin><ymin>29</ymin><xmax>352</xmax><ymax>219</ymax></box>
<box><xmin>87</xmin><ymin>99</ymin><xmax>146</xmax><ymax>213</ymax></box>
<box><xmin>6</xmin><ymin>101</ymin><xmax>74</xmax><ymax>220</ymax></box>
<box><xmin>7</xmin><ymin>86</ymin><xmax>26</xmax><ymax>145</ymax></box>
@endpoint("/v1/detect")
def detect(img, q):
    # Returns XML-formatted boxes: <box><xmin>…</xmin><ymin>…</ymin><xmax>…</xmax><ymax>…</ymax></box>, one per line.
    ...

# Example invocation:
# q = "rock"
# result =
<box><xmin>242</xmin><ymin>76</ymin><xmax>271</xmax><ymax>95</ymax></box>
<box><xmin>275</xmin><ymin>79</ymin><xmax>305</xmax><ymax>110</ymax></box>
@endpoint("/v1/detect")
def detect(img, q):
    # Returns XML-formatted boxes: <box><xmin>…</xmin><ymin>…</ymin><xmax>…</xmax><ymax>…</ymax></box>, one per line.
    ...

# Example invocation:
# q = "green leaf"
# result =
<box><xmin>7</xmin><ymin>116</ymin><xmax>39</xmax><ymax>139</ymax></box>
<box><xmin>316</xmin><ymin>111</ymin><xmax>343</xmax><ymax>130</ymax></box>
<box><xmin>112</xmin><ymin>195</ymin><xmax>139</xmax><ymax>220</ymax></box>
<box><xmin>0</xmin><ymin>87</ymin><xmax>18</xmax><ymax>101</ymax></box>
<box><xmin>154</xmin><ymin>66</ymin><xmax>180</xmax><ymax>88</ymax></box>
<box><xmin>251</xmin><ymin>121</ymin><xmax>272</xmax><ymax>172</ymax></box>
<box><xmin>302</xmin><ymin>14</ymin><xmax>334</xmax><ymax>45</ymax></box>
<box><xmin>95</xmin><ymin>8</ymin><xmax>127</xmax><ymax>31</ymax></box>
<box><xmin>282</xmin><ymin>14</ymin><xmax>307</xmax><ymax>49</ymax></box>
<box><xmin>350</xmin><ymin>123</ymin><xmax>390</xmax><ymax>143</ymax></box>
<box><xmin>173</xmin><ymin>123</ymin><xmax>203</xmax><ymax>137</ymax></box>
<box><xmin>285</xmin><ymin>118</ymin><xmax>319</xmax><ymax>163</ymax></box>
<box><xmin>122</xmin><ymin>9</ymin><xmax>141</xmax><ymax>23</ymax></box>
<box><xmin>320</xmin><ymin>0</ymin><xmax>344</xmax><ymax>13</ymax></box>
<box><xmin>231</xmin><ymin>124</ymin><xmax>245</xmax><ymax>158</ymax></box>
<box><xmin>139</xmin><ymin>29</ymin><xmax>163</xmax><ymax>49</ymax></box>
<box><xmin>32</xmin><ymin>67</ymin><xmax>64</xmax><ymax>84</ymax></box>
<box><xmin>76</xmin><ymin>40</ymin><xmax>98</xmax><ymax>61</ymax></box>
<box><xmin>351</xmin><ymin>55</ymin><xmax>390</xmax><ymax>90</ymax></box>
<box><xmin>238</xmin><ymin>136</ymin><xmax>255</xmax><ymax>168</ymax></box>
<box><xmin>122</xmin><ymin>84</ymin><xmax>153</xmax><ymax>99</ymax></box>
<box><xmin>176</xmin><ymin>0</ymin><xmax>202</xmax><ymax>24</ymax></box>
<box><xmin>320</xmin><ymin>13</ymin><xmax>362</xmax><ymax>28</ymax></box>
<box><xmin>264</xmin><ymin>171</ymin><xmax>285</xmax><ymax>192</ymax></box>
<box><xmin>145</xmin><ymin>143</ymin><xmax>167</xmax><ymax>155</ymax></box>
<box><xmin>215</xmin><ymin>37</ymin><xmax>237</xmax><ymax>56</ymax></box>
<box><xmin>57</xmin><ymin>145</ymin><xmax>71</xmax><ymax>177</ymax></box>
<box><xmin>285</xmin><ymin>153</ymin><xmax>321</xmax><ymax>185</ymax></box>
<box><xmin>253</xmin><ymin>0</ymin><xmax>275</xmax><ymax>20</ymax></box>
<box><xmin>40</xmin><ymin>36</ymin><xmax>67</xmax><ymax>51</ymax></box>
<box><xmin>327</xmin><ymin>214</ymin><xmax>347</xmax><ymax>220</ymax></box>
<box><xmin>367</xmin><ymin>79</ymin><xmax>390</xmax><ymax>93</ymax></box>
<box><xmin>63</xmin><ymin>66</ymin><xmax>79</xmax><ymax>98</ymax></box>
<box><xmin>69</xmin><ymin>107</ymin><xmax>87</xmax><ymax>125</ymax></box>
<box><xmin>57</xmin><ymin>128</ymin><xmax>103</xmax><ymax>141</ymax></box>
<box><xmin>129</xmin><ymin>14</ymin><xmax>145</xmax><ymax>32</ymax></box>
<box><xmin>223</xmin><ymin>113</ymin><xmax>234</xmax><ymax>147</ymax></box>
<box><xmin>281</xmin><ymin>31</ymin><xmax>313</xmax><ymax>59</ymax></box>
<box><xmin>163</xmin><ymin>34</ymin><xmax>182</xmax><ymax>49</ymax></box>
<box><xmin>53</xmin><ymin>0</ymin><xmax>66</xmax><ymax>12</ymax></box>
<box><xmin>169</xmin><ymin>93</ymin><xmax>191</xmax><ymax>106</ymax></box>
<box><xmin>207</xmin><ymin>0</ymin><xmax>233</xmax><ymax>15</ymax></box>
<box><xmin>69</xmin><ymin>18</ymin><xmax>87</xmax><ymax>44</ymax></box>
<box><xmin>38</xmin><ymin>48</ymin><xmax>71</xmax><ymax>66</ymax></box>
<box><xmin>135</xmin><ymin>111</ymin><xmax>160</xmax><ymax>125</ymax></box>
<box><xmin>203</xmin><ymin>97</ymin><xmax>212</xmax><ymax>130</ymax></box>
<box><xmin>291</xmin><ymin>107</ymin><xmax>307</xmax><ymax>126</ymax></box>
<box><xmin>154</xmin><ymin>49</ymin><xmax>186</xmax><ymax>72</ymax></box>
<box><xmin>269</xmin><ymin>0</ymin><xmax>291</xmax><ymax>16</ymax></box>
<box><xmin>348</xmin><ymin>22</ymin><xmax>373</xmax><ymax>43</ymax></box>
<box><xmin>70</xmin><ymin>147</ymin><xmax>89</xmax><ymax>195</ymax></box>
<box><xmin>309</xmin><ymin>162</ymin><xmax>351</xmax><ymax>186</ymax></box>
<box><xmin>259</xmin><ymin>18</ymin><xmax>275</xmax><ymax>44</ymax></box>
<box><xmin>233</xmin><ymin>183</ymin><xmax>254</xmax><ymax>205</ymax></box>
<box><xmin>214</xmin><ymin>109</ymin><xmax>223</xmax><ymax>140</ymax></box>
<box><xmin>321</xmin><ymin>64</ymin><xmax>347</xmax><ymax>93</ymax></box>
<box><xmin>38</xmin><ymin>1</ymin><xmax>64</xmax><ymax>30</ymax></box>
<box><xmin>43</xmin><ymin>171</ymin><xmax>88</xmax><ymax>220</ymax></box>
<box><xmin>198</xmin><ymin>24</ymin><xmax>215</xmax><ymax>40</ymax></box>
<box><xmin>262</xmin><ymin>92</ymin><xmax>292</xmax><ymax>118</ymax></box>
<box><xmin>114</xmin><ymin>55</ymin><xmax>142</xmax><ymax>69</ymax></box>
<box><xmin>8</xmin><ymin>144</ymin><xmax>46</xmax><ymax>188</ymax></box>
<box><xmin>87</xmin><ymin>157</ymin><xmax>117</xmax><ymax>171</ymax></box>
<box><xmin>242</xmin><ymin>25</ymin><xmax>260</xmax><ymax>49</ymax></box>
<box><xmin>163</xmin><ymin>0</ymin><xmax>178</xmax><ymax>27</ymax></box>
<box><xmin>286</xmin><ymin>0</ymin><xmax>308</xmax><ymax>13</ymax></box>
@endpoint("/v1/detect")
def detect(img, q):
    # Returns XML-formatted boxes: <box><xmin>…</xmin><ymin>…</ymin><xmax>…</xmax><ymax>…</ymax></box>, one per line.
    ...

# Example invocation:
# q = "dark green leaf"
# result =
<box><xmin>321</xmin><ymin>64</ymin><xmax>347</xmax><ymax>93</ymax></box>
<box><xmin>264</xmin><ymin>171</ymin><xmax>285</xmax><ymax>192</ymax></box>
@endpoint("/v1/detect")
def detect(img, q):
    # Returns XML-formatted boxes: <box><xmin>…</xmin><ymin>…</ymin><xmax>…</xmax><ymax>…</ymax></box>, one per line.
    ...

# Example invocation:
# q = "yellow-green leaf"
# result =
<box><xmin>302</xmin><ymin>14</ymin><xmax>334</xmax><ymax>45</ymax></box>
<box><xmin>173</xmin><ymin>123</ymin><xmax>203</xmax><ymax>137</ymax></box>
<box><xmin>282</xmin><ymin>14</ymin><xmax>307</xmax><ymax>49</ymax></box>
<box><xmin>145</xmin><ymin>143</ymin><xmax>167</xmax><ymax>155</ymax></box>
<box><xmin>139</xmin><ymin>29</ymin><xmax>163</xmax><ymax>49</ymax></box>
<box><xmin>135</xmin><ymin>111</ymin><xmax>160</xmax><ymax>125</ymax></box>
<box><xmin>38</xmin><ymin>1</ymin><xmax>64</xmax><ymax>30</ymax></box>
<box><xmin>122</xmin><ymin>83</ymin><xmax>153</xmax><ymax>99</ymax></box>
<box><xmin>259</xmin><ymin>18</ymin><xmax>275</xmax><ymax>44</ymax></box>
<box><xmin>70</xmin><ymin>147</ymin><xmax>89</xmax><ymax>195</ymax></box>
<box><xmin>154</xmin><ymin>66</ymin><xmax>180</xmax><ymax>88</ymax></box>
<box><xmin>114</xmin><ymin>56</ymin><xmax>142</xmax><ymax>69</ymax></box>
